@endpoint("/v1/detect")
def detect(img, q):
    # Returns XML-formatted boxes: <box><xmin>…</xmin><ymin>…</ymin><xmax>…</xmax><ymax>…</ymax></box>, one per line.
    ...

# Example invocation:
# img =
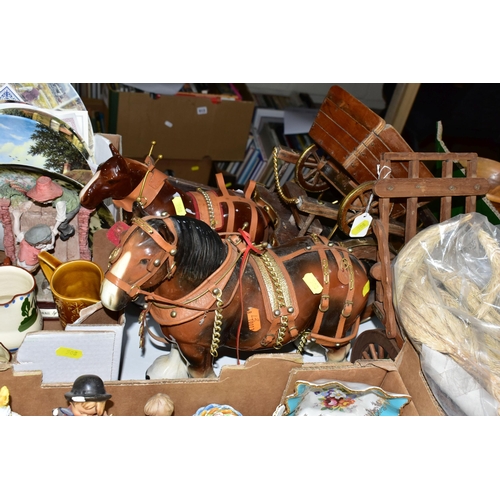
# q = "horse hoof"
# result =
<box><xmin>187</xmin><ymin>367</ymin><xmax>217</xmax><ymax>379</ymax></box>
<box><xmin>325</xmin><ymin>343</ymin><xmax>351</xmax><ymax>363</ymax></box>
<box><xmin>146</xmin><ymin>349</ymin><xmax>190</xmax><ymax>380</ymax></box>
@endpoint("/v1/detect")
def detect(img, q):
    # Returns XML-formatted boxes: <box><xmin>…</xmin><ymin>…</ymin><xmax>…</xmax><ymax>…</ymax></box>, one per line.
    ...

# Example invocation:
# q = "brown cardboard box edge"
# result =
<box><xmin>1</xmin><ymin>344</ymin><xmax>443</xmax><ymax>416</ymax></box>
<box><xmin>113</xmin><ymin>86</ymin><xmax>254</xmax><ymax>161</ymax></box>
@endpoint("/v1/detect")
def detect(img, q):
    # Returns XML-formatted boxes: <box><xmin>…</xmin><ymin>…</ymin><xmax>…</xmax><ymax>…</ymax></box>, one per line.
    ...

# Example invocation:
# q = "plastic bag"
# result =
<box><xmin>393</xmin><ymin>212</ymin><xmax>500</xmax><ymax>416</ymax></box>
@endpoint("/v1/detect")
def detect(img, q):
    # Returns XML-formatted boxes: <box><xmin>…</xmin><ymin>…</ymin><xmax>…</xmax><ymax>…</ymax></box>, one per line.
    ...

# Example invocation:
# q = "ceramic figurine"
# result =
<box><xmin>26</xmin><ymin>175</ymin><xmax>63</xmax><ymax>202</ymax></box>
<box><xmin>0</xmin><ymin>386</ymin><xmax>20</xmax><ymax>416</ymax></box>
<box><xmin>144</xmin><ymin>393</ymin><xmax>175</xmax><ymax>416</ymax></box>
<box><xmin>52</xmin><ymin>374</ymin><xmax>112</xmax><ymax>416</ymax></box>
<box><xmin>0</xmin><ymin>169</ymin><xmax>91</xmax><ymax>265</ymax></box>
<box><xmin>26</xmin><ymin>176</ymin><xmax>82</xmax><ymax>242</ymax></box>
<box><xmin>11</xmin><ymin>201</ymin><xmax>66</xmax><ymax>272</ymax></box>
<box><xmin>79</xmin><ymin>144</ymin><xmax>277</xmax><ymax>246</ymax></box>
<box><xmin>100</xmin><ymin>207</ymin><xmax>370</xmax><ymax>379</ymax></box>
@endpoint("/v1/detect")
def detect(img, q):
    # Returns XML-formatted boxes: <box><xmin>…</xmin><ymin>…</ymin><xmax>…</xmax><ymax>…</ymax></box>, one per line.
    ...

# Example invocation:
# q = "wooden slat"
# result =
<box><xmin>378</xmin><ymin>126</ymin><xmax>434</xmax><ymax>179</ymax></box>
<box><xmin>309</xmin><ymin>121</ymin><xmax>357</xmax><ymax>164</ymax></box>
<box><xmin>325</xmin><ymin>85</ymin><xmax>385</xmax><ymax>132</ymax></box>
<box><xmin>382</xmin><ymin>151</ymin><xmax>477</xmax><ymax>162</ymax></box>
<box><xmin>313</xmin><ymin>99</ymin><xmax>375</xmax><ymax>147</ymax></box>
<box><xmin>374</xmin><ymin>177</ymin><xmax>490</xmax><ymax>198</ymax></box>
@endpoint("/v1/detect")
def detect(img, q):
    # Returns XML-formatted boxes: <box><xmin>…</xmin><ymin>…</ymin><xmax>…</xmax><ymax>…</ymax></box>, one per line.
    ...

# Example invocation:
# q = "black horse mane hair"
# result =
<box><xmin>149</xmin><ymin>215</ymin><xmax>228</xmax><ymax>284</ymax></box>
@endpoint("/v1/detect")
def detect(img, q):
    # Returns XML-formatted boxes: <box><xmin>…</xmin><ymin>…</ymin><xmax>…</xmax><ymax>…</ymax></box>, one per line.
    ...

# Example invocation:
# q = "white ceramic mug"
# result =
<box><xmin>0</xmin><ymin>264</ymin><xmax>43</xmax><ymax>351</ymax></box>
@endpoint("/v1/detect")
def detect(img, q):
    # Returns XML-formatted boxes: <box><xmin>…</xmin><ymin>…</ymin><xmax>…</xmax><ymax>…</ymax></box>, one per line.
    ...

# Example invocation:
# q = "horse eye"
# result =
<box><xmin>140</xmin><ymin>258</ymin><xmax>149</xmax><ymax>265</ymax></box>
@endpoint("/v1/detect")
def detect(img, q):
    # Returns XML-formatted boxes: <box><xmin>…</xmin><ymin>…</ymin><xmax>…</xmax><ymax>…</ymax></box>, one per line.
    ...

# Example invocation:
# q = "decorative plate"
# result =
<box><xmin>0</xmin><ymin>83</ymin><xmax>86</xmax><ymax>111</ymax></box>
<box><xmin>274</xmin><ymin>379</ymin><xmax>411</xmax><ymax>416</ymax></box>
<box><xmin>0</xmin><ymin>107</ymin><xmax>92</xmax><ymax>182</ymax></box>
<box><xmin>0</xmin><ymin>83</ymin><xmax>94</xmax><ymax>160</ymax></box>
<box><xmin>194</xmin><ymin>404</ymin><xmax>242</xmax><ymax>416</ymax></box>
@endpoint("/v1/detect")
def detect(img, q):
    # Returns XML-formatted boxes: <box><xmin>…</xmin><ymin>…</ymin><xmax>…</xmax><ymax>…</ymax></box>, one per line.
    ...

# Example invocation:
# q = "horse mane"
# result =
<box><xmin>151</xmin><ymin>215</ymin><xmax>228</xmax><ymax>284</ymax></box>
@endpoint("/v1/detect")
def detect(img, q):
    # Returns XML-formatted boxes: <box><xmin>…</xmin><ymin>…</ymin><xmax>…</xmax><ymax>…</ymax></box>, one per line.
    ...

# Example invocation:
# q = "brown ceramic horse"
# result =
<box><xmin>100</xmin><ymin>207</ymin><xmax>371</xmax><ymax>378</ymax></box>
<box><xmin>79</xmin><ymin>144</ymin><xmax>277</xmax><ymax>245</ymax></box>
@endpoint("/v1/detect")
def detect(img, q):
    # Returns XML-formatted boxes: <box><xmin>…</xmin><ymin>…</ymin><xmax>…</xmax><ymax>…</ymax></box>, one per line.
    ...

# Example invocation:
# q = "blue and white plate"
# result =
<box><xmin>275</xmin><ymin>379</ymin><xmax>411</xmax><ymax>416</ymax></box>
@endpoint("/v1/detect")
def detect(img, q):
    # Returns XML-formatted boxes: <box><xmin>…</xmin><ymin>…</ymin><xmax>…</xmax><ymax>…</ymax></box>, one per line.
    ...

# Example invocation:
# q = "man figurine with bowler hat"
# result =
<box><xmin>53</xmin><ymin>374</ymin><xmax>112</xmax><ymax>416</ymax></box>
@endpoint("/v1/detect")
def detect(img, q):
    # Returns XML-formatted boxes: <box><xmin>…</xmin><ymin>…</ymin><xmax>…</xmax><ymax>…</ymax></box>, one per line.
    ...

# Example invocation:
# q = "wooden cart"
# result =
<box><xmin>273</xmin><ymin>85</ymin><xmax>435</xmax><ymax>238</ymax></box>
<box><xmin>348</xmin><ymin>151</ymin><xmax>491</xmax><ymax>361</ymax></box>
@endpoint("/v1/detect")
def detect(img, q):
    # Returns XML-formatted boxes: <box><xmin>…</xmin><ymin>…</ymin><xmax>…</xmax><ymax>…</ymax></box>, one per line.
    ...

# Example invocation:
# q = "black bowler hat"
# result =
<box><xmin>65</xmin><ymin>374</ymin><xmax>112</xmax><ymax>402</ymax></box>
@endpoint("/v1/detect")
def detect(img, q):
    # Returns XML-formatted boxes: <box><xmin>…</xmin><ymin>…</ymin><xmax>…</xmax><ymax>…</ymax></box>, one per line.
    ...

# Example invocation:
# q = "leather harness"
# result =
<box><xmin>105</xmin><ymin>217</ymin><xmax>364</xmax><ymax>354</ymax></box>
<box><xmin>111</xmin><ymin>165</ymin><xmax>274</xmax><ymax>245</ymax></box>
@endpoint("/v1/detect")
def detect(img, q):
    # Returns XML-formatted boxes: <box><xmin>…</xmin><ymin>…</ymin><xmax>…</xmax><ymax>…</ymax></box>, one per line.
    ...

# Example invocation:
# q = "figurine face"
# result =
<box><xmin>70</xmin><ymin>400</ymin><xmax>107</xmax><ymax>416</ymax></box>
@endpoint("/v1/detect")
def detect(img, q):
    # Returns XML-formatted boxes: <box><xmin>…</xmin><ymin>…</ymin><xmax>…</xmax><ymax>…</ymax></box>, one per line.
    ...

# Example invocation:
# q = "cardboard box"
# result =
<box><xmin>95</xmin><ymin>132</ymin><xmax>122</xmax><ymax>154</ymax></box>
<box><xmin>12</xmin><ymin>311</ymin><xmax>124</xmax><ymax>384</ymax></box>
<box><xmin>0</xmin><ymin>340</ymin><xmax>443</xmax><ymax>416</ymax></box>
<box><xmin>5</xmin><ymin>230</ymin><xmax>124</xmax><ymax>384</ymax></box>
<box><xmin>105</xmin><ymin>84</ymin><xmax>255</xmax><ymax>161</ymax></box>
<box><xmin>153</xmin><ymin>156</ymin><xmax>213</xmax><ymax>186</ymax></box>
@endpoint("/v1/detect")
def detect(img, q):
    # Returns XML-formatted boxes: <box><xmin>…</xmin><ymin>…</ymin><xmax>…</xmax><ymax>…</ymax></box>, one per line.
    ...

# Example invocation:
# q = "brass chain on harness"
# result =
<box><xmin>210</xmin><ymin>288</ymin><xmax>224</xmax><ymax>357</ymax></box>
<box><xmin>272</xmin><ymin>147</ymin><xmax>299</xmax><ymax>206</ymax></box>
<box><xmin>197</xmin><ymin>188</ymin><xmax>217</xmax><ymax>229</ymax></box>
<box><xmin>260</xmin><ymin>251</ymin><xmax>288</xmax><ymax>348</ymax></box>
<box><xmin>296</xmin><ymin>330</ymin><xmax>311</xmax><ymax>354</ymax></box>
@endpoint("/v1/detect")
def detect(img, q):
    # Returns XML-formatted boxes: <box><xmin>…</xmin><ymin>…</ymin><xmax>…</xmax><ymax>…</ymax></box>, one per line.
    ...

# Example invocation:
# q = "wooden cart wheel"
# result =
<box><xmin>350</xmin><ymin>328</ymin><xmax>400</xmax><ymax>362</ymax></box>
<box><xmin>294</xmin><ymin>144</ymin><xmax>331</xmax><ymax>193</ymax></box>
<box><xmin>337</xmin><ymin>181</ymin><xmax>379</xmax><ymax>236</ymax></box>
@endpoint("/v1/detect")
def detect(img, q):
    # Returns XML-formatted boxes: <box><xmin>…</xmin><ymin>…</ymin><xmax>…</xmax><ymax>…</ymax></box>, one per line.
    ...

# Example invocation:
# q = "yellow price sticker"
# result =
<box><xmin>191</xmin><ymin>165</ymin><xmax>199</xmax><ymax>171</ymax></box>
<box><xmin>172</xmin><ymin>195</ymin><xmax>186</xmax><ymax>216</ymax></box>
<box><xmin>362</xmin><ymin>280</ymin><xmax>370</xmax><ymax>297</ymax></box>
<box><xmin>55</xmin><ymin>347</ymin><xmax>83</xmax><ymax>359</ymax></box>
<box><xmin>303</xmin><ymin>272</ymin><xmax>323</xmax><ymax>294</ymax></box>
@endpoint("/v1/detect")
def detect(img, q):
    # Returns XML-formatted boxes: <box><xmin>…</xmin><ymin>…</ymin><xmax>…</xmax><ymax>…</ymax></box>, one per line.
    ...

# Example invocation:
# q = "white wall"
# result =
<box><xmin>246</xmin><ymin>83</ymin><xmax>385</xmax><ymax>110</ymax></box>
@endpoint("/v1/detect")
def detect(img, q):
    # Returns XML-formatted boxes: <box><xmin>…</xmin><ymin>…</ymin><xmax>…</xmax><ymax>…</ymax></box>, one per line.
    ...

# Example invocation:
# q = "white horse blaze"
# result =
<box><xmin>100</xmin><ymin>250</ymin><xmax>132</xmax><ymax>311</ymax></box>
<box><xmin>79</xmin><ymin>170</ymin><xmax>101</xmax><ymax>201</ymax></box>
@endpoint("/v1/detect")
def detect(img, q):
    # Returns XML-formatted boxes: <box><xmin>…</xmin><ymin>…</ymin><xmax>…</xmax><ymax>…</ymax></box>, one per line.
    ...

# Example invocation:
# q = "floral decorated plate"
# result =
<box><xmin>194</xmin><ymin>403</ymin><xmax>242</xmax><ymax>416</ymax></box>
<box><xmin>274</xmin><ymin>379</ymin><xmax>411</xmax><ymax>416</ymax></box>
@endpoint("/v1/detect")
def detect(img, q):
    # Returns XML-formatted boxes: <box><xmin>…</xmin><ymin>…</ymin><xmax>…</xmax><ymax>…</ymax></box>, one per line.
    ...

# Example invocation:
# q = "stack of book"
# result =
<box><xmin>213</xmin><ymin>90</ymin><xmax>320</xmax><ymax>189</ymax></box>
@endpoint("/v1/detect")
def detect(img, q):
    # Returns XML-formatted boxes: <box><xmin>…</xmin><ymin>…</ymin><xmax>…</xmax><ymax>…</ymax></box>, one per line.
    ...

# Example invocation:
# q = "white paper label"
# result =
<box><xmin>349</xmin><ymin>213</ymin><xmax>373</xmax><ymax>237</ymax></box>
<box><xmin>197</xmin><ymin>106</ymin><xmax>208</xmax><ymax>115</ymax></box>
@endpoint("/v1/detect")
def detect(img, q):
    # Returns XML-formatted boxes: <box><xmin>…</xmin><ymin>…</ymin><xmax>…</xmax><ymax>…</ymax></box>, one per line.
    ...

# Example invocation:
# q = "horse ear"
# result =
<box><xmin>109</xmin><ymin>143</ymin><xmax>120</xmax><ymax>156</ymax></box>
<box><xmin>132</xmin><ymin>201</ymin><xmax>148</xmax><ymax>218</ymax></box>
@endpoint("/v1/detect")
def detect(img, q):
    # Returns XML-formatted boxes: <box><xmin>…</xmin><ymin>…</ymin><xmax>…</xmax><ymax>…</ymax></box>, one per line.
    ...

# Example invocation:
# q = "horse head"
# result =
<box><xmin>100</xmin><ymin>204</ymin><xmax>227</xmax><ymax>312</ymax></box>
<box><xmin>79</xmin><ymin>144</ymin><xmax>148</xmax><ymax>210</ymax></box>
<box><xmin>101</xmin><ymin>205</ymin><xmax>179</xmax><ymax>311</ymax></box>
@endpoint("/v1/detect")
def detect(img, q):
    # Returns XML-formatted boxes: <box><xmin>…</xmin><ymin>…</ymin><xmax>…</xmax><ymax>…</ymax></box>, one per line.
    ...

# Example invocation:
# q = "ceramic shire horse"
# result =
<box><xmin>79</xmin><ymin>144</ymin><xmax>277</xmax><ymax>245</ymax></box>
<box><xmin>100</xmin><ymin>208</ymin><xmax>371</xmax><ymax>379</ymax></box>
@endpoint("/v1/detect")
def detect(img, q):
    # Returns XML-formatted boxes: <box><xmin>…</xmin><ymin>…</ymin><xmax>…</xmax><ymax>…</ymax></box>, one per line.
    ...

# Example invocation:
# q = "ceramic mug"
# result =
<box><xmin>38</xmin><ymin>251</ymin><xmax>104</xmax><ymax>329</ymax></box>
<box><xmin>0</xmin><ymin>264</ymin><xmax>43</xmax><ymax>351</ymax></box>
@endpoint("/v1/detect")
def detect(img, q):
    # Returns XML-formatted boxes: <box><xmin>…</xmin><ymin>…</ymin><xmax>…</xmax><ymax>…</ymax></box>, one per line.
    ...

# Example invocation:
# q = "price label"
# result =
<box><xmin>349</xmin><ymin>213</ymin><xmax>373</xmax><ymax>237</ymax></box>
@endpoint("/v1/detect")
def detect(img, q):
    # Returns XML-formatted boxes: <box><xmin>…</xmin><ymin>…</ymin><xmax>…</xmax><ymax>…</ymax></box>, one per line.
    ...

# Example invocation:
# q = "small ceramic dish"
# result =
<box><xmin>194</xmin><ymin>404</ymin><xmax>242</xmax><ymax>416</ymax></box>
<box><xmin>274</xmin><ymin>379</ymin><xmax>411</xmax><ymax>416</ymax></box>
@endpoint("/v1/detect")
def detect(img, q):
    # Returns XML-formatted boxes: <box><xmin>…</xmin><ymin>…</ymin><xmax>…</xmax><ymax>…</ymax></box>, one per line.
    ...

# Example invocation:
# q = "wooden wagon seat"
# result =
<box><xmin>309</xmin><ymin>85</ymin><xmax>435</xmax><ymax>218</ymax></box>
